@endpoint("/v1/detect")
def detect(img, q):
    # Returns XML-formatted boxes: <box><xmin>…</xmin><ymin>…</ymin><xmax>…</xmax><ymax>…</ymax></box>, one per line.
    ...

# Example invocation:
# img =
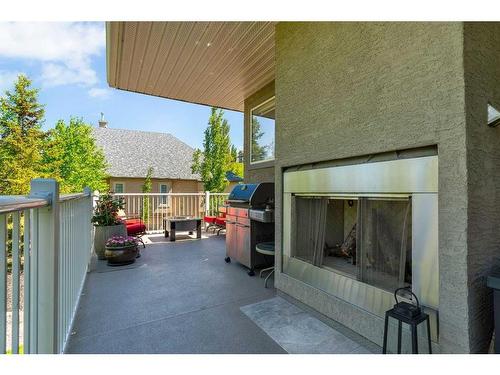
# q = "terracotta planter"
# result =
<box><xmin>94</xmin><ymin>224</ymin><xmax>127</xmax><ymax>260</ymax></box>
<box><xmin>105</xmin><ymin>244</ymin><xmax>139</xmax><ymax>266</ymax></box>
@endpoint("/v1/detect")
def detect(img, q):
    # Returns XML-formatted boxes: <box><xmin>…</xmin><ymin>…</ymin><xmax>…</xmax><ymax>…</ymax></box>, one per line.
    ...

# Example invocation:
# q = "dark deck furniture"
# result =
<box><xmin>163</xmin><ymin>217</ymin><xmax>202</xmax><ymax>241</ymax></box>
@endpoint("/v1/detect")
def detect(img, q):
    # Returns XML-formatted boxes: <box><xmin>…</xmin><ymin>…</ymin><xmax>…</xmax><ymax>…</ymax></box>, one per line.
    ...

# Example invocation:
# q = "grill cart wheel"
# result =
<box><xmin>224</xmin><ymin>257</ymin><xmax>231</xmax><ymax>263</ymax></box>
<box><xmin>248</xmin><ymin>269</ymin><xmax>255</xmax><ymax>277</ymax></box>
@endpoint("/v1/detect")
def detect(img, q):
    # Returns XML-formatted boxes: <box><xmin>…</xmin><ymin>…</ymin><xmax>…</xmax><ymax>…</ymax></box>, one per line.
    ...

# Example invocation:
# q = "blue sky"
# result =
<box><xmin>0</xmin><ymin>22</ymin><xmax>244</xmax><ymax>151</ymax></box>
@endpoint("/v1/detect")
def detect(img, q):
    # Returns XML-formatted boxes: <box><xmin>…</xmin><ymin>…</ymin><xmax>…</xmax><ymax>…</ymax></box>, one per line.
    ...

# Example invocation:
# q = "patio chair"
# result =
<box><xmin>214</xmin><ymin>216</ymin><xmax>226</xmax><ymax>235</ymax></box>
<box><xmin>203</xmin><ymin>215</ymin><xmax>217</xmax><ymax>232</ymax></box>
<box><xmin>118</xmin><ymin>210</ymin><xmax>146</xmax><ymax>248</ymax></box>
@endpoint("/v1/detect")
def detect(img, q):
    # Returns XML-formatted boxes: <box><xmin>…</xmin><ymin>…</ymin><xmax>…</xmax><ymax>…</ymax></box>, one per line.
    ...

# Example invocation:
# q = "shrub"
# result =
<box><xmin>91</xmin><ymin>193</ymin><xmax>124</xmax><ymax>226</ymax></box>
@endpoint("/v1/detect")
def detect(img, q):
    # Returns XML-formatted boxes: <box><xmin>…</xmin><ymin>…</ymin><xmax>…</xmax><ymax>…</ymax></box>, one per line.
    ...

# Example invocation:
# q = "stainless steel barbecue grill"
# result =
<box><xmin>224</xmin><ymin>183</ymin><xmax>275</xmax><ymax>275</ymax></box>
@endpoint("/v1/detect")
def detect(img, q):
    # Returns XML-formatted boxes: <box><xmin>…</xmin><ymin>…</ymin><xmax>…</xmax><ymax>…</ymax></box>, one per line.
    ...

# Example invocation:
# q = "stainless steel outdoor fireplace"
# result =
<box><xmin>282</xmin><ymin>155</ymin><xmax>439</xmax><ymax>338</ymax></box>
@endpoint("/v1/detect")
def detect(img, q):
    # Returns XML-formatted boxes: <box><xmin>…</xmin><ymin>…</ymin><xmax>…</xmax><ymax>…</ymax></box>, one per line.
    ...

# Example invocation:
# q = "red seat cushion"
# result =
<box><xmin>124</xmin><ymin>218</ymin><xmax>142</xmax><ymax>225</ymax></box>
<box><xmin>126</xmin><ymin>222</ymin><xmax>146</xmax><ymax>235</ymax></box>
<box><xmin>204</xmin><ymin>216</ymin><xmax>216</xmax><ymax>224</ymax></box>
<box><xmin>214</xmin><ymin>217</ymin><xmax>226</xmax><ymax>227</ymax></box>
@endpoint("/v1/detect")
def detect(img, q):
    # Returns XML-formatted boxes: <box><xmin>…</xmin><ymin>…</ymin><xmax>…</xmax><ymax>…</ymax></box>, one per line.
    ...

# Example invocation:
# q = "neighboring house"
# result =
<box><xmin>92</xmin><ymin>122</ymin><xmax>203</xmax><ymax>194</ymax></box>
<box><xmin>106</xmin><ymin>22</ymin><xmax>500</xmax><ymax>353</ymax></box>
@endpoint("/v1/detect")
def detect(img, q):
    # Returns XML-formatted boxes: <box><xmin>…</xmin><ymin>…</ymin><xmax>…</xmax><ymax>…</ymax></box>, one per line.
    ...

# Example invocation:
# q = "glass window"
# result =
<box><xmin>488</xmin><ymin>103</ymin><xmax>500</xmax><ymax>127</ymax></box>
<box><xmin>160</xmin><ymin>184</ymin><xmax>170</xmax><ymax>205</ymax></box>
<box><xmin>114</xmin><ymin>183</ymin><xmax>124</xmax><ymax>194</ymax></box>
<box><xmin>250</xmin><ymin>97</ymin><xmax>275</xmax><ymax>164</ymax></box>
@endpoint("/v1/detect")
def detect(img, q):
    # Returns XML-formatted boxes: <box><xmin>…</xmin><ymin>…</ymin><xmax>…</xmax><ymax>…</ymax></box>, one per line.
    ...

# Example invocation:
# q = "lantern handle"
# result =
<box><xmin>394</xmin><ymin>286</ymin><xmax>420</xmax><ymax>308</ymax></box>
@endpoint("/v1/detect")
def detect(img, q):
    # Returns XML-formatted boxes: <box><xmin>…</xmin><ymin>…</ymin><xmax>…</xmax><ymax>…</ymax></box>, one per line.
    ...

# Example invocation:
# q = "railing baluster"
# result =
<box><xmin>152</xmin><ymin>195</ymin><xmax>159</xmax><ymax>231</ymax></box>
<box><xmin>11</xmin><ymin>211</ymin><xmax>21</xmax><ymax>354</ymax></box>
<box><xmin>0</xmin><ymin>214</ymin><xmax>6</xmax><ymax>353</ymax></box>
<box><xmin>147</xmin><ymin>195</ymin><xmax>151</xmax><ymax>232</ymax></box>
<box><xmin>151</xmin><ymin>195</ymin><xmax>155</xmax><ymax>232</ymax></box>
<box><xmin>155</xmin><ymin>195</ymin><xmax>158</xmax><ymax>232</ymax></box>
<box><xmin>54</xmin><ymin>189</ymin><xmax>92</xmax><ymax>353</ymax></box>
<box><xmin>23</xmin><ymin>210</ymin><xmax>31</xmax><ymax>354</ymax></box>
<box><xmin>30</xmin><ymin>208</ymin><xmax>39</xmax><ymax>353</ymax></box>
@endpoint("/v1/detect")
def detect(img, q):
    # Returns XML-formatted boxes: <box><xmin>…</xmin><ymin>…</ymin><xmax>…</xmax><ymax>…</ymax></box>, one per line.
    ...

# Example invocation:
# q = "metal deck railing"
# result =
<box><xmin>111</xmin><ymin>192</ymin><xmax>229</xmax><ymax>233</ymax></box>
<box><xmin>0</xmin><ymin>179</ymin><xmax>93</xmax><ymax>354</ymax></box>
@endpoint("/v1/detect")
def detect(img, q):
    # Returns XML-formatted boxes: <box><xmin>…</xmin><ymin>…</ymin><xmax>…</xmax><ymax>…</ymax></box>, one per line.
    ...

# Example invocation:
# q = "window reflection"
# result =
<box><xmin>250</xmin><ymin>97</ymin><xmax>275</xmax><ymax>163</ymax></box>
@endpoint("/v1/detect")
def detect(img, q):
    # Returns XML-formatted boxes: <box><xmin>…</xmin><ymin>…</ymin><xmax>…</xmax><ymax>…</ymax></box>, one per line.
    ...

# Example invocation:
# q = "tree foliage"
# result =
<box><xmin>43</xmin><ymin>117</ymin><xmax>109</xmax><ymax>193</ymax></box>
<box><xmin>0</xmin><ymin>75</ymin><xmax>46</xmax><ymax>194</ymax></box>
<box><xmin>1</xmin><ymin>75</ymin><xmax>110</xmax><ymax>195</ymax></box>
<box><xmin>141</xmin><ymin>167</ymin><xmax>153</xmax><ymax>222</ymax></box>
<box><xmin>191</xmin><ymin>107</ymin><xmax>234</xmax><ymax>192</ymax></box>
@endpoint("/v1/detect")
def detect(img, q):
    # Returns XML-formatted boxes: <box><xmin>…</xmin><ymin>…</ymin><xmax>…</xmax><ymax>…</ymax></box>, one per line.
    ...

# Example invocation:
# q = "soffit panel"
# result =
<box><xmin>107</xmin><ymin>21</ymin><xmax>275</xmax><ymax>112</ymax></box>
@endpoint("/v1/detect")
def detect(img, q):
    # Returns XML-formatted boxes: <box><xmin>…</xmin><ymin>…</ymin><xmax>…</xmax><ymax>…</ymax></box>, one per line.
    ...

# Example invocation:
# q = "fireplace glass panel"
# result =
<box><xmin>291</xmin><ymin>196</ymin><xmax>412</xmax><ymax>293</ymax></box>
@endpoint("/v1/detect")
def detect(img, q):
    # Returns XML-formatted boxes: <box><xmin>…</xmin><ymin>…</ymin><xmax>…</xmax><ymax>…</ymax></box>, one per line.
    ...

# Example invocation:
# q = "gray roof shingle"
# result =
<box><xmin>92</xmin><ymin>127</ymin><xmax>200</xmax><ymax>180</ymax></box>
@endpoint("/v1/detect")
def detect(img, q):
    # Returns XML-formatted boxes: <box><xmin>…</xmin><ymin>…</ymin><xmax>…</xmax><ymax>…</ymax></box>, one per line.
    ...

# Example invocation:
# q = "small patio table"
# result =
<box><xmin>163</xmin><ymin>216</ymin><xmax>202</xmax><ymax>241</ymax></box>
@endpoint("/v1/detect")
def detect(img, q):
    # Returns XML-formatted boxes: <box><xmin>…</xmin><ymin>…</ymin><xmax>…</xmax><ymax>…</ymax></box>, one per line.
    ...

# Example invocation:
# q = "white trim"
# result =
<box><xmin>249</xmin><ymin>95</ymin><xmax>275</xmax><ymax>165</ymax></box>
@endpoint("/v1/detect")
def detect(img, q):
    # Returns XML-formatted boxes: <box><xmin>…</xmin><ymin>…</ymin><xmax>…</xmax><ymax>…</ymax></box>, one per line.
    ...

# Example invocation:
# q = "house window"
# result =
<box><xmin>250</xmin><ymin>96</ymin><xmax>275</xmax><ymax>164</ymax></box>
<box><xmin>488</xmin><ymin>103</ymin><xmax>500</xmax><ymax>127</ymax></box>
<box><xmin>159</xmin><ymin>183</ymin><xmax>170</xmax><ymax>205</ymax></box>
<box><xmin>113</xmin><ymin>182</ymin><xmax>125</xmax><ymax>194</ymax></box>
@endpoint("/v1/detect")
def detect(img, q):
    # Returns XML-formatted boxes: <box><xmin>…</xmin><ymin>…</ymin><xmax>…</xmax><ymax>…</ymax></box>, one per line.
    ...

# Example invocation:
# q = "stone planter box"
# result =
<box><xmin>94</xmin><ymin>224</ymin><xmax>127</xmax><ymax>260</ymax></box>
<box><xmin>105</xmin><ymin>244</ymin><xmax>139</xmax><ymax>266</ymax></box>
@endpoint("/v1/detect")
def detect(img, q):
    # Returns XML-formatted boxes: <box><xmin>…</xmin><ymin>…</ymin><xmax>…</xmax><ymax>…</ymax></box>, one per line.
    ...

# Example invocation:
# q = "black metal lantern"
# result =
<box><xmin>382</xmin><ymin>287</ymin><xmax>432</xmax><ymax>354</ymax></box>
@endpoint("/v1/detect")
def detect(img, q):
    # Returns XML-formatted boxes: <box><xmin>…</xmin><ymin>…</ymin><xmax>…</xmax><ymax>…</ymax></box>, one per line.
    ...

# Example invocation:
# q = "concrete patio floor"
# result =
<box><xmin>65</xmin><ymin>234</ymin><xmax>286</xmax><ymax>354</ymax></box>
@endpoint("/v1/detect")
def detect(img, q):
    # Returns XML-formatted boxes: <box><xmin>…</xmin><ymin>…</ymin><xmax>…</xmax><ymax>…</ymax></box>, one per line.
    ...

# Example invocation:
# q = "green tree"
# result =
<box><xmin>0</xmin><ymin>75</ymin><xmax>46</xmax><ymax>194</ymax></box>
<box><xmin>191</xmin><ymin>107</ymin><xmax>233</xmax><ymax>192</ymax></box>
<box><xmin>141</xmin><ymin>167</ymin><xmax>153</xmax><ymax>222</ymax></box>
<box><xmin>251</xmin><ymin>116</ymin><xmax>268</xmax><ymax>162</ymax></box>
<box><xmin>43</xmin><ymin>117</ymin><xmax>108</xmax><ymax>193</ymax></box>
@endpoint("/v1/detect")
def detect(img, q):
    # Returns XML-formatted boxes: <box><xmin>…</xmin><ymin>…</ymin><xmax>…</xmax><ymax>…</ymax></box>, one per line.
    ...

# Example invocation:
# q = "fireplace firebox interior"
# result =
<box><xmin>292</xmin><ymin>196</ymin><xmax>412</xmax><ymax>293</ymax></box>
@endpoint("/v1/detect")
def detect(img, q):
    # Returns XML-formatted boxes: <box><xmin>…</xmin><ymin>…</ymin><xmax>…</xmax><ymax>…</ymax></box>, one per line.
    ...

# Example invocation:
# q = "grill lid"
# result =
<box><xmin>227</xmin><ymin>184</ymin><xmax>258</xmax><ymax>203</ymax></box>
<box><xmin>227</xmin><ymin>183</ymin><xmax>274</xmax><ymax>207</ymax></box>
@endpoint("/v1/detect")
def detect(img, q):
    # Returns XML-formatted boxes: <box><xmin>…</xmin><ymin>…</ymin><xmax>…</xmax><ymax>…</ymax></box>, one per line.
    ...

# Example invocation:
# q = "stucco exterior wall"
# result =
<box><xmin>108</xmin><ymin>177</ymin><xmax>202</xmax><ymax>193</ymax></box>
<box><xmin>463</xmin><ymin>22</ymin><xmax>500</xmax><ymax>353</ymax></box>
<box><xmin>243</xmin><ymin>81</ymin><xmax>275</xmax><ymax>184</ymax></box>
<box><xmin>273</xmin><ymin>22</ymin><xmax>470</xmax><ymax>353</ymax></box>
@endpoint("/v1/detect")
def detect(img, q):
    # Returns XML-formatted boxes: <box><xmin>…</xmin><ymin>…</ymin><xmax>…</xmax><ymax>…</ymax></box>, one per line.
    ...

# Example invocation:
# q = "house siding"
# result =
<box><xmin>108</xmin><ymin>177</ymin><xmax>203</xmax><ymax>193</ymax></box>
<box><xmin>272</xmin><ymin>22</ymin><xmax>471</xmax><ymax>353</ymax></box>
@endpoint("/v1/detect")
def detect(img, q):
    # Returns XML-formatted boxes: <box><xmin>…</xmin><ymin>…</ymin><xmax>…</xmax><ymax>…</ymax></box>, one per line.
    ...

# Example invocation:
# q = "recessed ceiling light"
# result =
<box><xmin>488</xmin><ymin>103</ymin><xmax>500</xmax><ymax>127</ymax></box>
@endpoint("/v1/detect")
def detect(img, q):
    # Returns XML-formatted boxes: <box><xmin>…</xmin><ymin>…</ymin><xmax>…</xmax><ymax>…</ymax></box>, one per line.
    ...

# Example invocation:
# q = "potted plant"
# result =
<box><xmin>105</xmin><ymin>236</ymin><xmax>139</xmax><ymax>266</ymax></box>
<box><xmin>92</xmin><ymin>193</ymin><xmax>127</xmax><ymax>260</ymax></box>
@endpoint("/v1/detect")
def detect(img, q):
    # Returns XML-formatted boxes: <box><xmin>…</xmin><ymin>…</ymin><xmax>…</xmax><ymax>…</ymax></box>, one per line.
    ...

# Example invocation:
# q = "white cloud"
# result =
<box><xmin>0</xmin><ymin>70</ymin><xmax>23</xmax><ymax>94</ymax></box>
<box><xmin>0</xmin><ymin>22</ymin><xmax>104</xmax><ymax>87</ymax></box>
<box><xmin>88</xmin><ymin>87</ymin><xmax>112</xmax><ymax>99</ymax></box>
